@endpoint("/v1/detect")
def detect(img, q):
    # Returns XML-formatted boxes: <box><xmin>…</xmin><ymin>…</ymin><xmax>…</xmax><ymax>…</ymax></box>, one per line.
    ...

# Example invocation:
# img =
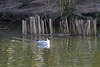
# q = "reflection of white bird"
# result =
<box><xmin>11</xmin><ymin>40</ymin><xmax>15</xmax><ymax>42</ymax></box>
<box><xmin>36</xmin><ymin>38</ymin><xmax>50</xmax><ymax>48</ymax></box>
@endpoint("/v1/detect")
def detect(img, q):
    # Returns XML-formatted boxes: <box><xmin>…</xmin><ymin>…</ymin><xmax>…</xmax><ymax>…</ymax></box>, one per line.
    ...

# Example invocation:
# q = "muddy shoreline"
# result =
<box><xmin>0</xmin><ymin>0</ymin><xmax>100</xmax><ymax>23</ymax></box>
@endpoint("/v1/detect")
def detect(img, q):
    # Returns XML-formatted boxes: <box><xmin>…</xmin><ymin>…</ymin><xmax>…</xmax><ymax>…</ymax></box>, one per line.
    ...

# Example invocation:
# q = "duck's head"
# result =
<box><xmin>36</xmin><ymin>40</ymin><xmax>39</xmax><ymax>41</ymax></box>
<box><xmin>47</xmin><ymin>37</ymin><xmax>50</xmax><ymax>41</ymax></box>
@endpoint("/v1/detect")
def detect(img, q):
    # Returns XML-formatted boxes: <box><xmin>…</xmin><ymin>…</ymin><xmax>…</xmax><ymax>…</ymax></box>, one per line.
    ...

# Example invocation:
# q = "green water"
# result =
<box><xmin>0</xmin><ymin>30</ymin><xmax>100</xmax><ymax>67</ymax></box>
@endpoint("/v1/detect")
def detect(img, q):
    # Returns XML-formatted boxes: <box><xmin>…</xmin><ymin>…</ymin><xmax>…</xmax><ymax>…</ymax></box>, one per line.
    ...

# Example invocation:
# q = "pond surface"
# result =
<box><xmin>0</xmin><ymin>30</ymin><xmax>100</xmax><ymax>67</ymax></box>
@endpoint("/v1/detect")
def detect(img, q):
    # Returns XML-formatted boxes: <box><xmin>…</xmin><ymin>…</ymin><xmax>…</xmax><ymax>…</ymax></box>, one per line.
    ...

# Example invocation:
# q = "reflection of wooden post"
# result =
<box><xmin>22</xmin><ymin>36</ymin><xmax>27</xmax><ymax>51</ymax></box>
<box><xmin>94</xmin><ymin>36</ymin><xmax>97</xmax><ymax>51</ymax></box>
<box><xmin>49</xmin><ymin>18</ymin><xmax>53</xmax><ymax>34</ymax></box>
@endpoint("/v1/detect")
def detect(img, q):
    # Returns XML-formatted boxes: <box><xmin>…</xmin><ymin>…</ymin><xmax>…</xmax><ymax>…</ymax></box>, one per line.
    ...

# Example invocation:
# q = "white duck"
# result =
<box><xmin>36</xmin><ymin>38</ymin><xmax>50</xmax><ymax>48</ymax></box>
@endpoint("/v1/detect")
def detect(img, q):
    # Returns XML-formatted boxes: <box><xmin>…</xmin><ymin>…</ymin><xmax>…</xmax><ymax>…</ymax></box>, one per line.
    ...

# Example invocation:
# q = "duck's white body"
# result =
<box><xmin>37</xmin><ymin>38</ymin><xmax>50</xmax><ymax>48</ymax></box>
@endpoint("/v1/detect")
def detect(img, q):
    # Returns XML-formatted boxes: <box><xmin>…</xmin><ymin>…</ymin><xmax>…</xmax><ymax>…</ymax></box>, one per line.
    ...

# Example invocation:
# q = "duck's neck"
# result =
<box><xmin>47</xmin><ymin>38</ymin><xmax>49</xmax><ymax>41</ymax></box>
<box><xmin>47</xmin><ymin>39</ymin><xmax>50</xmax><ymax>48</ymax></box>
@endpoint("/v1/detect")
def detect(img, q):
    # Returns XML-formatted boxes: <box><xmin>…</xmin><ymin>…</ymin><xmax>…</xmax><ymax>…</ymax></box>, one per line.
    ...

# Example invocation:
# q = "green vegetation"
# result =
<box><xmin>57</xmin><ymin>0</ymin><xmax>78</xmax><ymax>21</ymax></box>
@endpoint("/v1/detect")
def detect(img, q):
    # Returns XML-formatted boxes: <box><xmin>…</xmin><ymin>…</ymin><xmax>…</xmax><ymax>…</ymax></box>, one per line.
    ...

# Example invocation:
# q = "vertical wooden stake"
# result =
<box><xmin>41</xmin><ymin>19</ymin><xmax>45</xmax><ymax>34</ymax></box>
<box><xmin>78</xmin><ymin>20</ymin><xmax>81</xmax><ymax>35</ymax></box>
<box><xmin>44</xmin><ymin>20</ymin><xmax>48</xmax><ymax>34</ymax></box>
<box><xmin>84</xmin><ymin>21</ymin><xmax>88</xmax><ymax>36</ymax></box>
<box><xmin>72</xmin><ymin>20</ymin><xmax>76</xmax><ymax>35</ymax></box>
<box><xmin>26</xmin><ymin>18</ymin><xmax>30</xmax><ymax>34</ymax></box>
<box><xmin>93</xmin><ymin>19</ymin><xmax>97</xmax><ymax>35</ymax></box>
<box><xmin>33</xmin><ymin>17</ymin><xmax>37</xmax><ymax>34</ymax></box>
<box><xmin>80</xmin><ymin>19</ymin><xmax>83</xmax><ymax>35</ymax></box>
<box><xmin>49</xmin><ymin>18</ymin><xmax>53</xmax><ymax>34</ymax></box>
<box><xmin>24</xmin><ymin>20</ymin><xmax>27</xmax><ymax>35</ymax></box>
<box><xmin>35</xmin><ymin>15</ymin><xmax>38</xmax><ymax>34</ymax></box>
<box><xmin>75</xmin><ymin>19</ymin><xmax>79</xmax><ymax>34</ymax></box>
<box><xmin>87</xmin><ymin>19</ymin><xmax>90</xmax><ymax>35</ymax></box>
<box><xmin>70</xmin><ymin>21</ymin><xmax>71</xmax><ymax>34</ymax></box>
<box><xmin>38</xmin><ymin>15</ymin><xmax>41</xmax><ymax>35</ymax></box>
<box><xmin>53</xmin><ymin>21</ymin><xmax>55</xmax><ymax>34</ymax></box>
<box><xmin>22</xmin><ymin>20</ymin><xmax>25</xmax><ymax>35</ymax></box>
<box><xmin>65</xmin><ymin>19</ymin><xmax>69</xmax><ymax>34</ymax></box>
<box><xmin>63</xmin><ymin>20</ymin><xmax>66</xmax><ymax>34</ymax></box>
<box><xmin>59</xmin><ymin>21</ymin><xmax>63</xmax><ymax>33</ymax></box>
<box><xmin>30</xmin><ymin>17</ymin><xmax>33</xmax><ymax>34</ymax></box>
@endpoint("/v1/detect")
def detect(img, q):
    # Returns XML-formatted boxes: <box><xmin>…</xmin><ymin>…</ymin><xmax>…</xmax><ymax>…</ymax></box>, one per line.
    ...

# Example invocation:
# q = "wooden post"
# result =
<box><xmin>84</xmin><ymin>21</ymin><xmax>88</xmax><ymax>36</ymax></box>
<box><xmin>70</xmin><ymin>21</ymin><xmax>71</xmax><ymax>34</ymax></box>
<box><xmin>80</xmin><ymin>19</ymin><xmax>83</xmax><ymax>35</ymax></box>
<box><xmin>59</xmin><ymin>21</ymin><xmax>61</xmax><ymax>33</ymax></box>
<box><xmin>53</xmin><ymin>21</ymin><xmax>55</xmax><ymax>34</ymax></box>
<box><xmin>24</xmin><ymin>20</ymin><xmax>27</xmax><ymax>35</ymax></box>
<box><xmin>63</xmin><ymin>20</ymin><xmax>66</xmax><ymax>34</ymax></box>
<box><xmin>41</xmin><ymin>19</ymin><xmax>45</xmax><ymax>34</ymax></box>
<box><xmin>33</xmin><ymin>17</ymin><xmax>37</xmax><ymax>34</ymax></box>
<box><xmin>75</xmin><ymin>19</ymin><xmax>79</xmax><ymax>35</ymax></box>
<box><xmin>22</xmin><ymin>20</ymin><xmax>25</xmax><ymax>35</ymax></box>
<box><xmin>87</xmin><ymin>19</ymin><xmax>90</xmax><ymax>35</ymax></box>
<box><xmin>72</xmin><ymin>20</ymin><xmax>76</xmax><ymax>35</ymax></box>
<box><xmin>65</xmin><ymin>19</ymin><xmax>69</xmax><ymax>34</ymax></box>
<box><xmin>44</xmin><ymin>20</ymin><xmax>48</xmax><ymax>34</ymax></box>
<box><xmin>26</xmin><ymin>18</ymin><xmax>30</xmax><ymax>34</ymax></box>
<box><xmin>30</xmin><ymin>17</ymin><xmax>33</xmax><ymax>34</ymax></box>
<box><xmin>93</xmin><ymin>19</ymin><xmax>97</xmax><ymax>35</ymax></box>
<box><xmin>77</xmin><ymin>20</ymin><xmax>81</xmax><ymax>35</ymax></box>
<box><xmin>35</xmin><ymin>15</ymin><xmax>38</xmax><ymax>34</ymax></box>
<box><xmin>49</xmin><ymin>18</ymin><xmax>53</xmax><ymax>34</ymax></box>
<box><xmin>59</xmin><ymin>21</ymin><xmax>63</xmax><ymax>33</ymax></box>
<box><xmin>78</xmin><ymin>20</ymin><xmax>81</xmax><ymax>35</ymax></box>
<box><xmin>38</xmin><ymin>15</ymin><xmax>41</xmax><ymax>35</ymax></box>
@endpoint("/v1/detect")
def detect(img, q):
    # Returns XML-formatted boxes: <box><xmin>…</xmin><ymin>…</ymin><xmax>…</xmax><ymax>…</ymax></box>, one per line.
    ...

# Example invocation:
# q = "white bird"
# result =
<box><xmin>36</xmin><ymin>38</ymin><xmax>50</xmax><ymax>48</ymax></box>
